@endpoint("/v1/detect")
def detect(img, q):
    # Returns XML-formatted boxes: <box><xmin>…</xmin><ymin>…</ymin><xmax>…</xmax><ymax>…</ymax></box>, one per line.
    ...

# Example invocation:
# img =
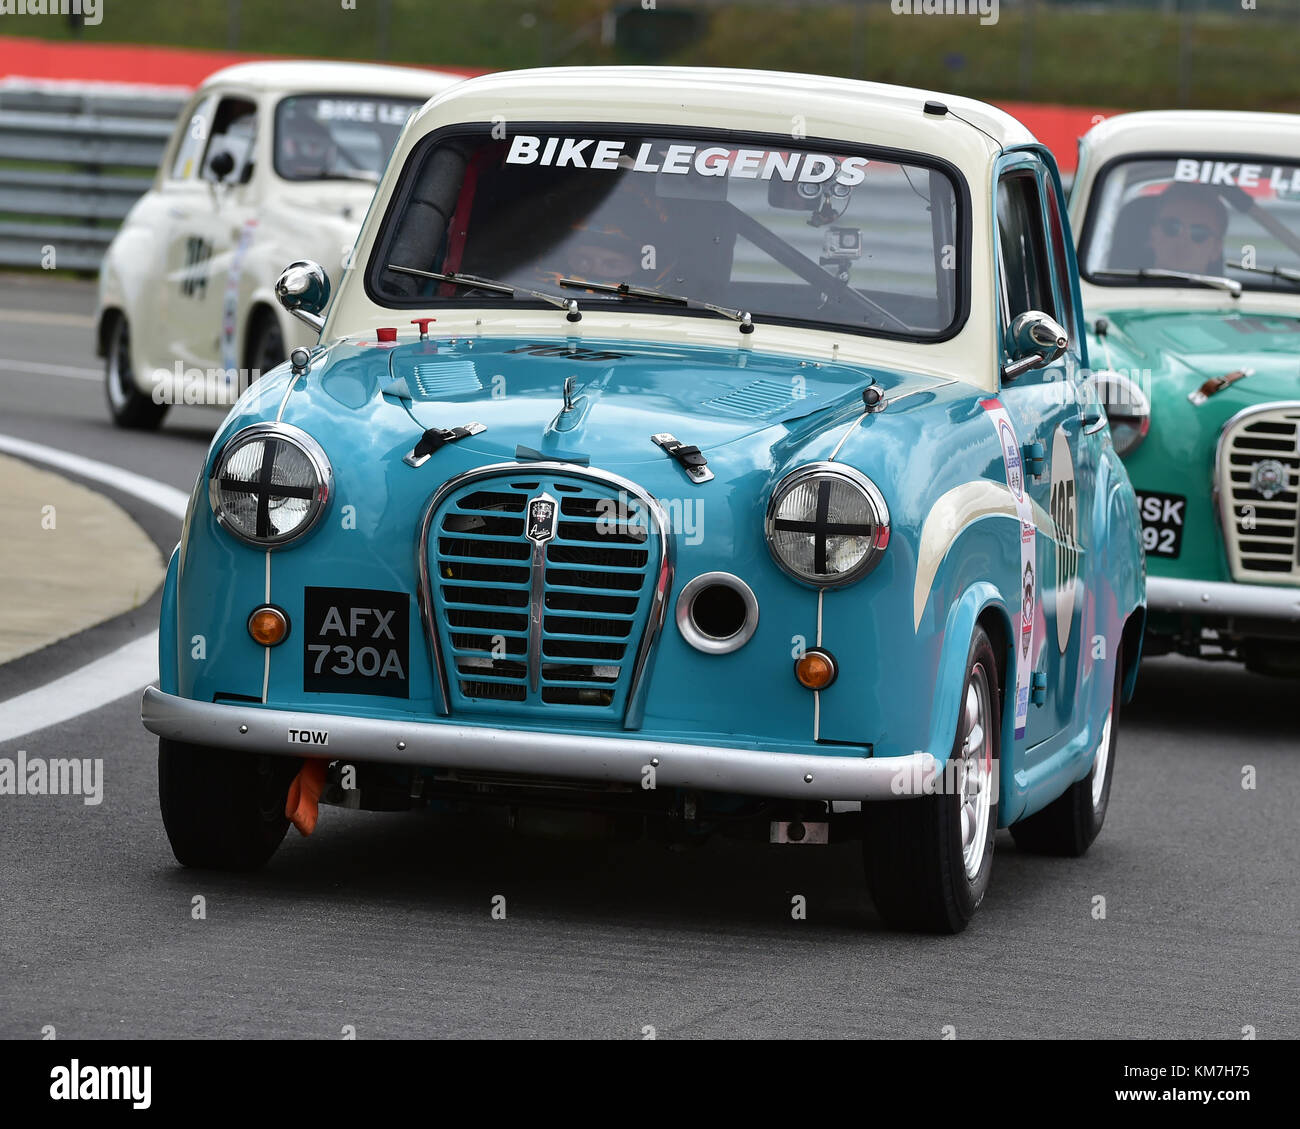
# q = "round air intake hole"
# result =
<box><xmin>675</xmin><ymin>573</ymin><xmax>759</xmax><ymax>655</ymax></box>
<box><xmin>691</xmin><ymin>584</ymin><xmax>747</xmax><ymax>640</ymax></box>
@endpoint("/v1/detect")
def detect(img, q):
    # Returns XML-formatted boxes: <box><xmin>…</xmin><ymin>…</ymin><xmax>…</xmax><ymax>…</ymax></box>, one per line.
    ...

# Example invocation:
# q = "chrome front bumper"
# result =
<box><xmin>1147</xmin><ymin>577</ymin><xmax>1300</xmax><ymax>622</ymax></box>
<box><xmin>140</xmin><ymin>687</ymin><xmax>933</xmax><ymax>801</ymax></box>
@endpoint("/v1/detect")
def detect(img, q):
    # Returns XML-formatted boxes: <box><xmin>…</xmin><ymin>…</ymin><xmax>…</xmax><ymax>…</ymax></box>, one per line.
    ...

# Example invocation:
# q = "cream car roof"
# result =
<box><xmin>329</xmin><ymin>67</ymin><xmax>1050</xmax><ymax>389</ymax></box>
<box><xmin>1078</xmin><ymin>110</ymin><xmax>1300</xmax><ymax>172</ymax></box>
<box><xmin>409</xmin><ymin>66</ymin><xmax>1034</xmax><ymax>163</ymax></box>
<box><xmin>199</xmin><ymin>60</ymin><xmax>462</xmax><ymax>98</ymax></box>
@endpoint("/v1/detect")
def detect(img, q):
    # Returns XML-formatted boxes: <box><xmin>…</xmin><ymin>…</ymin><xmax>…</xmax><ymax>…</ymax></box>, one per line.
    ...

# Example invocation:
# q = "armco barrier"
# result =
<box><xmin>0</xmin><ymin>63</ymin><xmax>1089</xmax><ymax>274</ymax></box>
<box><xmin>0</xmin><ymin>82</ymin><xmax>186</xmax><ymax>271</ymax></box>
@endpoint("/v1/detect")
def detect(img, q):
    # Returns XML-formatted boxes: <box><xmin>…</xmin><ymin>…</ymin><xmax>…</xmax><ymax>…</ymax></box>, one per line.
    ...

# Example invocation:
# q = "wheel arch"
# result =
<box><xmin>1119</xmin><ymin>604</ymin><xmax>1146</xmax><ymax>704</ymax></box>
<box><xmin>241</xmin><ymin>298</ymin><xmax>286</xmax><ymax>371</ymax></box>
<box><xmin>95</xmin><ymin>305</ymin><xmax>124</xmax><ymax>359</ymax></box>
<box><xmin>927</xmin><ymin>582</ymin><xmax>1014</xmax><ymax>773</ymax></box>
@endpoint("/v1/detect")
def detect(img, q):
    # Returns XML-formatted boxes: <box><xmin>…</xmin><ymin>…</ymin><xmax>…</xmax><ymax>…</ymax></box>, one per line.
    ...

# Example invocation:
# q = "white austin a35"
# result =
<box><xmin>96</xmin><ymin>60</ymin><xmax>460</xmax><ymax>429</ymax></box>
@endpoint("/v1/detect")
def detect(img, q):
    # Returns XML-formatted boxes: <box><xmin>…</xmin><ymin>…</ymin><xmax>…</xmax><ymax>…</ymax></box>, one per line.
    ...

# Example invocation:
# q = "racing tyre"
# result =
<box><xmin>862</xmin><ymin>627</ymin><xmax>999</xmax><ymax>933</ymax></box>
<box><xmin>246</xmin><ymin>311</ymin><xmax>286</xmax><ymax>378</ymax></box>
<box><xmin>104</xmin><ymin>314</ymin><xmax>167</xmax><ymax>430</ymax></box>
<box><xmin>158</xmin><ymin>738</ymin><xmax>296</xmax><ymax>870</ymax></box>
<box><xmin>1010</xmin><ymin>648</ymin><xmax>1122</xmax><ymax>857</ymax></box>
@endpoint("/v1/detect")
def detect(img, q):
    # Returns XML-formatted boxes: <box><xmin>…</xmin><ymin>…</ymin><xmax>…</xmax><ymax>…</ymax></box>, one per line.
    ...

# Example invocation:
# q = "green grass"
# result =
<box><xmin>14</xmin><ymin>0</ymin><xmax>1300</xmax><ymax>111</ymax></box>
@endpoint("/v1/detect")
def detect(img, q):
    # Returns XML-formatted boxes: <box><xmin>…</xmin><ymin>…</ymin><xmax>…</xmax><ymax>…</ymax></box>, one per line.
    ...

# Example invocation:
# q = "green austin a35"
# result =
<box><xmin>1072</xmin><ymin>111</ymin><xmax>1300</xmax><ymax>675</ymax></box>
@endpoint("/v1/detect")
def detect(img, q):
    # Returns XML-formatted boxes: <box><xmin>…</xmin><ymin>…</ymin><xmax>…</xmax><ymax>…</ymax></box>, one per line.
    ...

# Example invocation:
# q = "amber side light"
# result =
<box><xmin>248</xmin><ymin>606</ymin><xmax>289</xmax><ymax>647</ymax></box>
<box><xmin>794</xmin><ymin>648</ymin><xmax>837</xmax><ymax>690</ymax></box>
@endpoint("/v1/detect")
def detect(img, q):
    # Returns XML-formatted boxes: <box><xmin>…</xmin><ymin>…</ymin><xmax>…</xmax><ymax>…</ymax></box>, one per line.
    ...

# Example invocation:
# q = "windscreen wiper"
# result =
<box><xmin>316</xmin><ymin>170</ymin><xmax>379</xmax><ymax>184</ymax></box>
<box><xmin>558</xmin><ymin>278</ymin><xmax>754</xmax><ymax>334</ymax></box>
<box><xmin>1226</xmin><ymin>261</ymin><xmax>1300</xmax><ymax>288</ymax></box>
<box><xmin>387</xmin><ymin>265</ymin><xmax>581</xmax><ymax>320</ymax></box>
<box><xmin>1092</xmin><ymin>268</ymin><xmax>1242</xmax><ymax>298</ymax></box>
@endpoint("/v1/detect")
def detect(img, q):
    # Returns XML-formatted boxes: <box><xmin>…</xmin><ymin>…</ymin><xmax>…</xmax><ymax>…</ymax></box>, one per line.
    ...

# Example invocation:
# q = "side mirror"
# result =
<box><xmin>275</xmin><ymin>260</ymin><xmax>331</xmax><ymax>333</ymax></box>
<box><xmin>208</xmin><ymin>150</ymin><xmax>236</xmax><ymax>182</ymax></box>
<box><xmin>1002</xmin><ymin>310</ymin><xmax>1068</xmax><ymax>381</ymax></box>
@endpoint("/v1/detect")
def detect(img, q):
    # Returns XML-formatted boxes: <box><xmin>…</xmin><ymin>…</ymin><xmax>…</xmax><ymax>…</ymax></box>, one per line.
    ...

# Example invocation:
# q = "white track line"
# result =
<box><xmin>0</xmin><ymin>435</ymin><xmax>190</xmax><ymax>519</ymax></box>
<box><xmin>0</xmin><ymin>435</ymin><xmax>188</xmax><ymax>744</ymax></box>
<box><xmin>0</xmin><ymin>633</ymin><xmax>160</xmax><ymax>745</ymax></box>
<box><xmin>0</xmin><ymin>309</ymin><xmax>96</xmax><ymax>329</ymax></box>
<box><xmin>0</xmin><ymin>357</ymin><xmax>100</xmax><ymax>382</ymax></box>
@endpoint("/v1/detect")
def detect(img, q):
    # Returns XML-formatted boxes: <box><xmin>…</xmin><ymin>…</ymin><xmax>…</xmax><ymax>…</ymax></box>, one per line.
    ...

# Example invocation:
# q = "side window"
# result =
<box><xmin>169</xmin><ymin>94</ymin><xmax>218</xmax><ymax>181</ymax></box>
<box><xmin>996</xmin><ymin>171</ymin><xmax>1056</xmax><ymax>330</ymax></box>
<box><xmin>201</xmin><ymin>97</ymin><xmax>258</xmax><ymax>185</ymax></box>
<box><xmin>1043</xmin><ymin>179</ymin><xmax>1077</xmax><ymax>343</ymax></box>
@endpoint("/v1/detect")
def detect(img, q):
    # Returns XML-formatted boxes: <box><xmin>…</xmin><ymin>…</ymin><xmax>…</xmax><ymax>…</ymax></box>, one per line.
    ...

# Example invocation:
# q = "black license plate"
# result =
<box><xmin>1136</xmin><ymin>491</ymin><xmax>1186</xmax><ymax>559</ymax></box>
<box><xmin>303</xmin><ymin>587</ymin><xmax>409</xmax><ymax>697</ymax></box>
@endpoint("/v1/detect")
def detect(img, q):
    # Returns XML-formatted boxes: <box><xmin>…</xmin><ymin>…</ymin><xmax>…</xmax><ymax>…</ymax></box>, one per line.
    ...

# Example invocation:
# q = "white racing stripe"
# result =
<box><xmin>0</xmin><ymin>357</ymin><xmax>100</xmax><ymax>382</ymax></box>
<box><xmin>0</xmin><ymin>435</ymin><xmax>188</xmax><ymax>743</ymax></box>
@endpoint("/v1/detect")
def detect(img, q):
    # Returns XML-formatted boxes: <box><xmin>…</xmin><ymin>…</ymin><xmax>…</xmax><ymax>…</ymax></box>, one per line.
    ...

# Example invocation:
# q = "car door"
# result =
<box><xmin>141</xmin><ymin>91</ymin><xmax>217</xmax><ymax>382</ymax></box>
<box><xmin>163</xmin><ymin>92</ymin><xmax>259</xmax><ymax>380</ymax></box>
<box><xmin>993</xmin><ymin>156</ymin><xmax>1082</xmax><ymax>755</ymax></box>
<box><xmin>1040</xmin><ymin>168</ymin><xmax>1095</xmax><ymax>740</ymax></box>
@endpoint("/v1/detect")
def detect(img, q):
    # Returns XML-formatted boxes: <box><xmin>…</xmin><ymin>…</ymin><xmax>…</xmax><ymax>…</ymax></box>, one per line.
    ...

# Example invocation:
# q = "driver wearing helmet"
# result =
<box><xmin>278</xmin><ymin>106</ymin><xmax>338</xmax><ymax>180</ymax></box>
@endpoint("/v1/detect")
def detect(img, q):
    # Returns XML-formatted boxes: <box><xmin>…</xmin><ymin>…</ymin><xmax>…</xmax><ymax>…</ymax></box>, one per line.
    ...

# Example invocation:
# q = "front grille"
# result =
<box><xmin>1219</xmin><ymin>405</ymin><xmax>1300</xmax><ymax>584</ymax></box>
<box><xmin>428</xmin><ymin>472</ymin><xmax>661</xmax><ymax>719</ymax></box>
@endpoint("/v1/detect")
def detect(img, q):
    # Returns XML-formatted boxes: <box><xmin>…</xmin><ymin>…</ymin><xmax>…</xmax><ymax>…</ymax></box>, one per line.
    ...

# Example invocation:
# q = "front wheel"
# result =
<box><xmin>104</xmin><ymin>314</ymin><xmax>167</xmax><ymax>430</ymax></box>
<box><xmin>1010</xmin><ymin>649</ymin><xmax>1122</xmax><ymax>857</ymax></box>
<box><xmin>862</xmin><ymin>626</ymin><xmax>1000</xmax><ymax>933</ymax></box>
<box><xmin>158</xmin><ymin>738</ymin><xmax>297</xmax><ymax>870</ymax></box>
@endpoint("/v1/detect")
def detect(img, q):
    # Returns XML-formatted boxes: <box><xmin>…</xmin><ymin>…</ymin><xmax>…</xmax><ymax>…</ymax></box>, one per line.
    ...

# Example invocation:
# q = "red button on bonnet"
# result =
<box><xmin>377</xmin><ymin>327</ymin><xmax>398</xmax><ymax>343</ymax></box>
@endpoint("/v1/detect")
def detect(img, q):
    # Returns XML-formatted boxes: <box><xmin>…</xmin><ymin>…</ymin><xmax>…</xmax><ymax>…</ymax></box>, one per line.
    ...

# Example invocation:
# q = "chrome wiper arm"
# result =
<box><xmin>558</xmin><ymin>278</ymin><xmax>754</xmax><ymax>333</ymax></box>
<box><xmin>387</xmin><ymin>265</ymin><xmax>579</xmax><ymax>317</ymax></box>
<box><xmin>1227</xmin><ymin>260</ymin><xmax>1300</xmax><ymax>287</ymax></box>
<box><xmin>1093</xmin><ymin>268</ymin><xmax>1242</xmax><ymax>298</ymax></box>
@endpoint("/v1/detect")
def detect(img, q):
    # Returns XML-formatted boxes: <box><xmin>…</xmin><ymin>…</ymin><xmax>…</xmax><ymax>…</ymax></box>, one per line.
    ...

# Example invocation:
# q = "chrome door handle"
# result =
<box><xmin>1082</xmin><ymin>410</ymin><xmax>1107</xmax><ymax>435</ymax></box>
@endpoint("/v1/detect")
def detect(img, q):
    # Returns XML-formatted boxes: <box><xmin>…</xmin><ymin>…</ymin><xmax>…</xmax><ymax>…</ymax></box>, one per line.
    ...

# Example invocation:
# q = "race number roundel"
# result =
<box><xmin>1050</xmin><ymin>425</ymin><xmax>1079</xmax><ymax>653</ymax></box>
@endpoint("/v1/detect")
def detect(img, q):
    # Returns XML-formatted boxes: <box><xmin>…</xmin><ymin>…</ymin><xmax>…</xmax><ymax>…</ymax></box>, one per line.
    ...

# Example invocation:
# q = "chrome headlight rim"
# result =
<box><xmin>208</xmin><ymin>422</ymin><xmax>332</xmax><ymax>549</ymax></box>
<box><xmin>765</xmin><ymin>462</ymin><xmax>890</xmax><ymax>589</ymax></box>
<box><xmin>1090</xmin><ymin>369</ymin><xmax>1151</xmax><ymax>457</ymax></box>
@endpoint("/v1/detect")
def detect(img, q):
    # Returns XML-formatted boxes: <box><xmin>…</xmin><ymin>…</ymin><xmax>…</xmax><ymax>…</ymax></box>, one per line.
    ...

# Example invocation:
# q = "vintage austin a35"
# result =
<box><xmin>1071</xmin><ymin>111</ymin><xmax>1300</xmax><ymax>676</ymax></box>
<box><xmin>142</xmin><ymin>68</ymin><xmax>1145</xmax><ymax>932</ymax></box>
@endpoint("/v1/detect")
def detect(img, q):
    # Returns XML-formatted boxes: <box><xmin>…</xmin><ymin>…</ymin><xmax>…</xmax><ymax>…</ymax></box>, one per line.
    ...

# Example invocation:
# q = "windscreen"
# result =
<box><xmin>370</xmin><ymin>129</ymin><xmax>964</xmax><ymax>339</ymax></box>
<box><xmin>275</xmin><ymin>94</ymin><xmax>425</xmax><ymax>183</ymax></box>
<box><xmin>1081</xmin><ymin>155</ymin><xmax>1300</xmax><ymax>292</ymax></box>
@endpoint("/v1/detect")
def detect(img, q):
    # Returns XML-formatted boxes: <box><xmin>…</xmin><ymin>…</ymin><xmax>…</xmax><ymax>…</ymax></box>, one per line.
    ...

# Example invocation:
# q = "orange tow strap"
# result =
<box><xmin>285</xmin><ymin>759</ymin><xmax>329</xmax><ymax>837</ymax></box>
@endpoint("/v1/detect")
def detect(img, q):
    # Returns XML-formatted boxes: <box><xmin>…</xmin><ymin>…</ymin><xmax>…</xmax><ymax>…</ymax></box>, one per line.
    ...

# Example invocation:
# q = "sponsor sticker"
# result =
<box><xmin>303</xmin><ymin>587</ymin><xmax>409</xmax><ymax>698</ymax></box>
<box><xmin>981</xmin><ymin>399</ymin><xmax>1036</xmax><ymax>740</ymax></box>
<box><xmin>505</xmin><ymin>135</ymin><xmax>870</xmax><ymax>185</ymax></box>
<box><xmin>221</xmin><ymin>218</ymin><xmax>258</xmax><ymax>373</ymax></box>
<box><xmin>1173</xmin><ymin>157</ymin><xmax>1300</xmax><ymax>193</ymax></box>
<box><xmin>314</xmin><ymin>100</ymin><xmax>416</xmax><ymax>126</ymax></box>
<box><xmin>1050</xmin><ymin>424</ymin><xmax>1080</xmax><ymax>653</ymax></box>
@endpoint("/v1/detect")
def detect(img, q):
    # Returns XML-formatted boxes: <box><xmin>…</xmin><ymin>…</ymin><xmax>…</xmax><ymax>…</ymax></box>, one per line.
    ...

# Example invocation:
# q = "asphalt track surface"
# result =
<box><xmin>0</xmin><ymin>273</ymin><xmax>1296</xmax><ymax>1040</ymax></box>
